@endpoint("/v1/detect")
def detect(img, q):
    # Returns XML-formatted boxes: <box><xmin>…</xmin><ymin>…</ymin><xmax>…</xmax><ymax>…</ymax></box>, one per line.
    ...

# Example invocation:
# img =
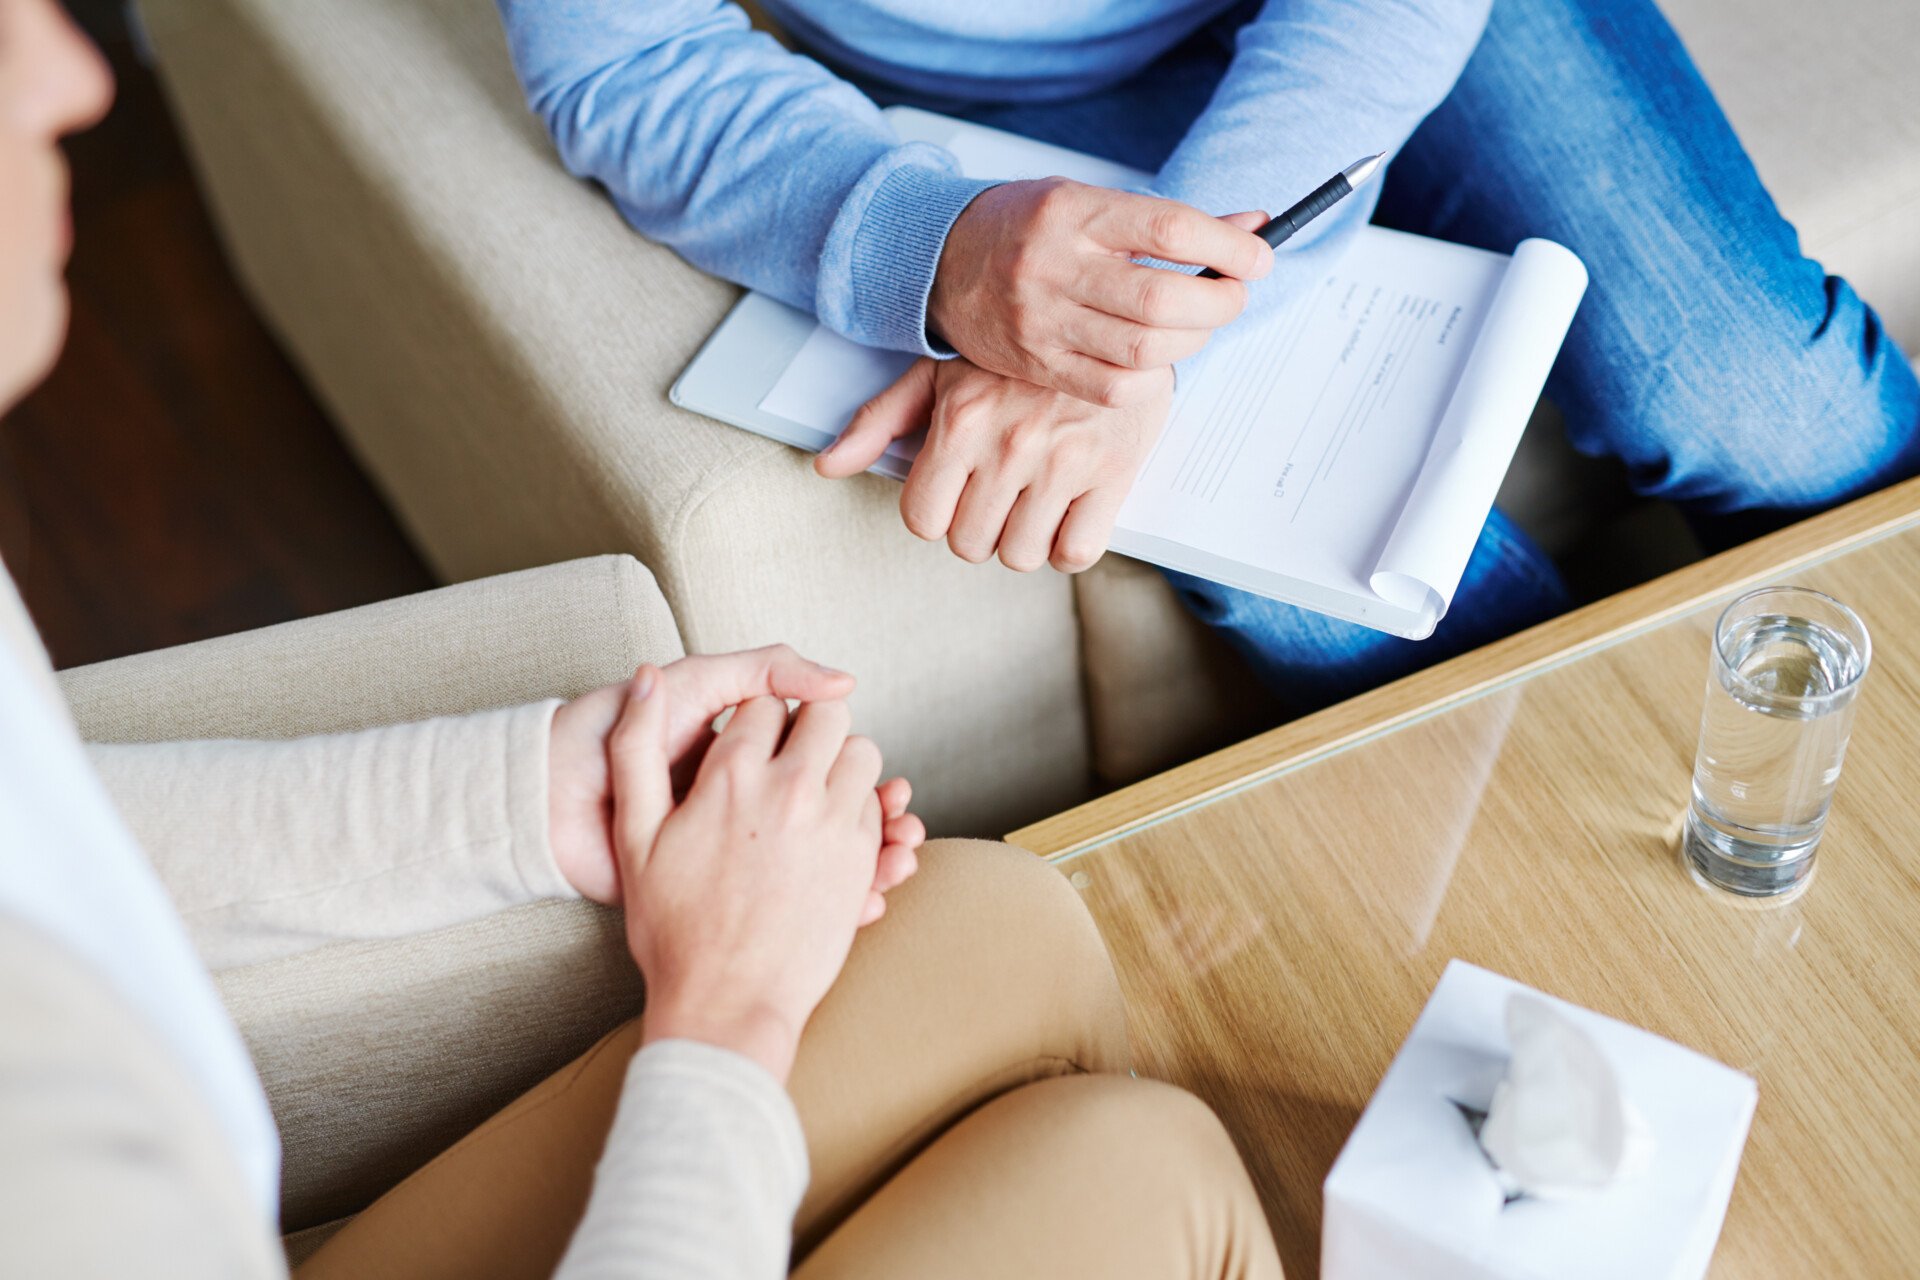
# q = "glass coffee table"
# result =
<box><xmin>1011</xmin><ymin>477</ymin><xmax>1920</xmax><ymax>1278</ymax></box>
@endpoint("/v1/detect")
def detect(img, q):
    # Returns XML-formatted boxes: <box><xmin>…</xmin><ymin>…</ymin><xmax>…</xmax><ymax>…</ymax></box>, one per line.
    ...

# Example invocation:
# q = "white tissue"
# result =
<box><xmin>1478</xmin><ymin>995</ymin><xmax>1655</xmax><ymax>1199</ymax></box>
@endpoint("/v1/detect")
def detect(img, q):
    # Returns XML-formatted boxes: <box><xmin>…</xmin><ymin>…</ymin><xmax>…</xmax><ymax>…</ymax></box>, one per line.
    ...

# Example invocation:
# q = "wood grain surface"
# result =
<box><xmin>1031</xmin><ymin>489</ymin><xmax>1920</xmax><ymax>1277</ymax></box>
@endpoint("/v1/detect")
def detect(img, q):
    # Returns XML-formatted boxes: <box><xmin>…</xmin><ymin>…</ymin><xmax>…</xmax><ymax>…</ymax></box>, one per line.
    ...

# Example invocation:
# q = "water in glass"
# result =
<box><xmin>1684</xmin><ymin>609</ymin><xmax>1865</xmax><ymax>896</ymax></box>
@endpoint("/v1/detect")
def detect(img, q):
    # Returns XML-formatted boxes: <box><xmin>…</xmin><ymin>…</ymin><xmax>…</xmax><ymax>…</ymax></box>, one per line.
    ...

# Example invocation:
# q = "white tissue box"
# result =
<box><xmin>1322</xmin><ymin>961</ymin><xmax>1757</xmax><ymax>1280</ymax></box>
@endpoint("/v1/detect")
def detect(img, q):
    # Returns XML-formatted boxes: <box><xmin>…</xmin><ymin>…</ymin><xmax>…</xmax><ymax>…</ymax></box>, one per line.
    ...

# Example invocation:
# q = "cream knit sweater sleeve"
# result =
<box><xmin>85</xmin><ymin>702</ymin><xmax>575</xmax><ymax>971</ymax></box>
<box><xmin>556</xmin><ymin>1040</ymin><xmax>810</xmax><ymax>1280</ymax></box>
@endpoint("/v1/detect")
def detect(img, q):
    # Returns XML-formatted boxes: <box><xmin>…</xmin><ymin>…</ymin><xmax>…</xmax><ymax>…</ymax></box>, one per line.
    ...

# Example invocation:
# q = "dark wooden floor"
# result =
<box><xmin>0</xmin><ymin>7</ymin><xmax>432</xmax><ymax>671</ymax></box>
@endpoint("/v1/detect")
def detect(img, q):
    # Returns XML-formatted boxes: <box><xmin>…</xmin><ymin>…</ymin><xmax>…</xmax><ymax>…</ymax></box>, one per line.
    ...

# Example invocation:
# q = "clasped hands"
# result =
<box><xmin>547</xmin><ymin>647</ymin><xmax>924</xmax><ymax>1083</ymax></box>
<box><xmin>816</xmin><ymin>178</ymin><xmax>1273</xmax><ymax>572</ymax></box>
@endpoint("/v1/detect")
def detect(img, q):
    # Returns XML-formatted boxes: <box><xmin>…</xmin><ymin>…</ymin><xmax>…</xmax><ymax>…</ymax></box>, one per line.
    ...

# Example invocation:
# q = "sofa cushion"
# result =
<box><xmin>228</xmin><ymin>900</ymin><xmax>638</xmax><ymax>1233</ymax></box>
<box><xmin>1075</xmin><ymin>555</ymin><xmax>1279</xmax><ymax>787</ymax></box>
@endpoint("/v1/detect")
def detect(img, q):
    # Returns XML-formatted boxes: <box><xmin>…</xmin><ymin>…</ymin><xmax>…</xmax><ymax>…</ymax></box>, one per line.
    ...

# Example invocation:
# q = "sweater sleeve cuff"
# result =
<box><xmin>629</xmin><ymin>1039</ymin><xmax>810</xmax><ymax>1207</ymax></box>
<box><xmin>833</xmin><ymin>162</ymin><xmax>1000</xmax><ymax>357</ymax></box>
<box><xmin>503</xmin><ymin>698</ymin><xmax>576</xmax><ymax>902</ymax></box>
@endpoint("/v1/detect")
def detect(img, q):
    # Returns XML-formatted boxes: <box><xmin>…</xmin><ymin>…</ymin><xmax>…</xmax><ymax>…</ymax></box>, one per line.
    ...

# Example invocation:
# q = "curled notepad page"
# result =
<box><xmin>1369</xmin><ymin>239</ymin><xmax>1590</xmax><ymax>635</ymax></box>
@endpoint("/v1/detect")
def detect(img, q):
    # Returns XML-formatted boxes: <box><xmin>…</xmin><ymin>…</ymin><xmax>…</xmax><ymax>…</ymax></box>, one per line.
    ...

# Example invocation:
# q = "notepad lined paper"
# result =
<box><xmin>1116</xmin><ymin>227</ymin><xmax>1507</xmax><ymax>621</ymax></box>
<box><xmin>733</xmin><ymin>109</ymin><xmax>1587</xmax><ymax>638</ymax></box>
<box><xmin>1106</xmin><ymin>228</ymin><xmax>1587</xmax><ymax>634</ymax></box>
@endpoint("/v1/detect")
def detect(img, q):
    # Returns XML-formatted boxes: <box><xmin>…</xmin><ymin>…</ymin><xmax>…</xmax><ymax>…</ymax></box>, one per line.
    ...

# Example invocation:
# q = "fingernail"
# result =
<box><xmin>817</xmin><ymin>664</ymin><xmax>851</xmax><ymax>679</ymax></box>
<box><xmin>634</xmin><ymin>667</ymin><xmax>656</xmax><ymax>698</ymax></box>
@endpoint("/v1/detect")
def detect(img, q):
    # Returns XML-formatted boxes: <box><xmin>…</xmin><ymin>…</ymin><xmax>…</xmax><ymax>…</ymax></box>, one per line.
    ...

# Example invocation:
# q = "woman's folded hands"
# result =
<box><xmin>546</xmin><ymin>649</ymin><xmax>925</xmax><ymax>1081</ymax></box>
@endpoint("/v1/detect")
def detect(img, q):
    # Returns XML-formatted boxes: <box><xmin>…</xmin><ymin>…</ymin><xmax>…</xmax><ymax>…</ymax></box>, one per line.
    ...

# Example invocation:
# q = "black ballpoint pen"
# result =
<box><xmin>1197</xmin><ymin>151</ymin><xmax>1386</xmax><ymax>279</ymax></box>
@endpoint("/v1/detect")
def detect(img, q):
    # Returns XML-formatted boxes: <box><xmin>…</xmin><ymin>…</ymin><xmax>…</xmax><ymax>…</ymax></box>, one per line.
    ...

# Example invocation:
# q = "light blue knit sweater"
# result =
<box><xmin>495</xmin><ymin>0</ymin><xmax>1490</xmax><ymax>354</ymax></box>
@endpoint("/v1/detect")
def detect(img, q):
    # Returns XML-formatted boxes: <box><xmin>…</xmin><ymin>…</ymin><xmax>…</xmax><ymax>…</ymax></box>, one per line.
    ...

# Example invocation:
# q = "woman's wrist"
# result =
<box><xmin>641</xmin><ymin>996</ymin><xmax>804</xmax><ymax>1085</ymax></box>
<box><xmin>547</xmin><ymin>686</ymin><xmax>625</xmax><ymax>903</ymax></box>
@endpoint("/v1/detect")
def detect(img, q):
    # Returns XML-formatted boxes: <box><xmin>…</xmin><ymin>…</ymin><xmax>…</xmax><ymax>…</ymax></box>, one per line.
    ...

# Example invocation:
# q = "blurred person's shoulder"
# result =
<box><xmin>0</xmin><ymin>917</ymin><xmax>286</xmax><ymax>1279</ymax></box>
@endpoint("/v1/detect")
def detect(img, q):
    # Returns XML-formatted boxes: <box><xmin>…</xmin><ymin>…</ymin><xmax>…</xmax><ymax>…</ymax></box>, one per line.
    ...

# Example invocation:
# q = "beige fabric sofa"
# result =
<box><xmin>134</xmin><ymin>0</ymin><xmax>1920</xmax><ymax>834</ymax></box>
<box><xmin>61</xmin><ymin>555</ymin><xmax>677</xmax><ymax>1252</ymax></box>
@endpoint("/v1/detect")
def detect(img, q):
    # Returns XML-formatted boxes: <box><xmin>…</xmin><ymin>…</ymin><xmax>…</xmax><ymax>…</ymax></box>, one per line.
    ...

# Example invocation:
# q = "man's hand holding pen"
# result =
<box><xmin>927</xmin><ymin>178</ymin><xmax>1272</xmax><ymax>405</ymax></box>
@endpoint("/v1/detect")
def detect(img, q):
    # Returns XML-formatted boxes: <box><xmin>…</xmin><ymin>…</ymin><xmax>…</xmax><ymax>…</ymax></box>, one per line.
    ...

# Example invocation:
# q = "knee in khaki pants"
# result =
<box><xmin>796</xmin><ymin>1074</ymin><xmax>1284</xmax><ymax>1280</ymax></box>
<box><xmin>787</xmin><ymin>838</ymin><xmax>1132</xmax><ymax>1249</ymax></box>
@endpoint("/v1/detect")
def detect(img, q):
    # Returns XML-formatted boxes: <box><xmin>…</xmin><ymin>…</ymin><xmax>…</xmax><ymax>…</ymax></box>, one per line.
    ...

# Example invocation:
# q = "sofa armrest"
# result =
<box><xmin>60</xmin><ymin>556</ymin><xmax>682</xmax><ymax>1232</ymax></box>
<box><xmin>60</xmin><ymin>553</ymin><xmax>682</xmax><ymax>740</ymax></box>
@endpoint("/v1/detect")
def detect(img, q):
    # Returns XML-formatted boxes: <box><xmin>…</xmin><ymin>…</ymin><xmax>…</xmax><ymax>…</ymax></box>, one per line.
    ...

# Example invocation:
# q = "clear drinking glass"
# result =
<box><xmin>1683</xmin><ymin>586</ymin><xmax>1871</xmax><ymax>897</ymax></box>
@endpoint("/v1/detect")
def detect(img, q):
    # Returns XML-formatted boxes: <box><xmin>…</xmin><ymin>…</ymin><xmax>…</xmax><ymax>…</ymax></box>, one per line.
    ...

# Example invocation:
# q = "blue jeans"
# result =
<box><xmin>885</xmin><ymin>0</ymin><xmax>1920</xmax><ymax>713</ymax></box>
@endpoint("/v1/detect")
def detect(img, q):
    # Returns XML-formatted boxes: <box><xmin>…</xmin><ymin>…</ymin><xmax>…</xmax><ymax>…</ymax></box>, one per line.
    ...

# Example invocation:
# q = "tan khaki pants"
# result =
<box><xmin>299</xmin><ymin>840</ymin><xmax>1283</xmax><ymax>1279</ymax></box>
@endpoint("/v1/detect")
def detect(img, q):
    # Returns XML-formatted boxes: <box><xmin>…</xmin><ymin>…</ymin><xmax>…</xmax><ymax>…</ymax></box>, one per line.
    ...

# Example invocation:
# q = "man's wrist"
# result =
<box><xmin>925</xmin><ymin>180</ymin><xmax>1016</xmax><ymax>357</ymax></box>
<box><xmin>924</xmin><ymin>198</ymin><xmax>974</xmax><ymax>353</ymax></box>
<box><xmin>829</xmin><ymin>162</ymin><xmax>999</xmax><ymax>356</ymax></box>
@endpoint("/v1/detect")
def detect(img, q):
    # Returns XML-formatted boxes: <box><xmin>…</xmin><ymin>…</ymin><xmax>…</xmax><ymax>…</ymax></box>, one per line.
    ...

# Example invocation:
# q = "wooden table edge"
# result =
<box><xmin>1010</xmin><ymin>476</ymin><xmax>1920</xmax><ymax>860</ymax></box>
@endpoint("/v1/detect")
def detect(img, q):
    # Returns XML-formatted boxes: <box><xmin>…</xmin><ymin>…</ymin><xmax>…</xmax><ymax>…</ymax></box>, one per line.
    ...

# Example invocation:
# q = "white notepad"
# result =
<box><xmin>672</xmin><ymin>108</ymin><xmax>1588</xmax><ymax>638</ymax></box>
